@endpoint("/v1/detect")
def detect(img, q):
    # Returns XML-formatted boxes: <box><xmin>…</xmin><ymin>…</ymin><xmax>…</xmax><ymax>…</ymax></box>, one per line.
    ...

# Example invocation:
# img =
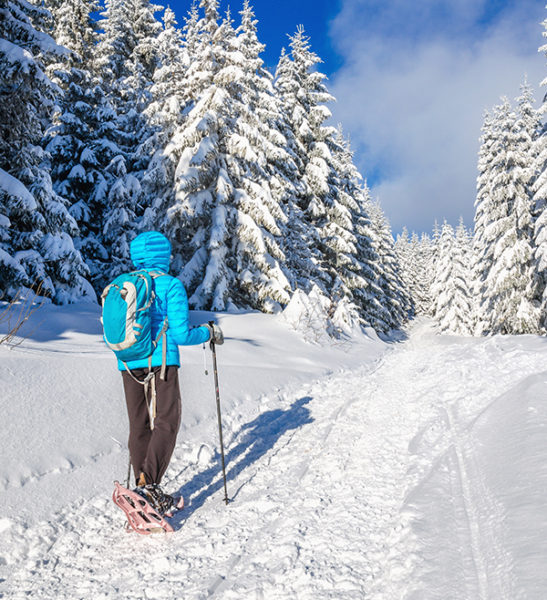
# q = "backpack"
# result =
<box><xmin>101</xmin><ymin>270</ymin><xmax>168</xmax><ymax>368</ymax></box>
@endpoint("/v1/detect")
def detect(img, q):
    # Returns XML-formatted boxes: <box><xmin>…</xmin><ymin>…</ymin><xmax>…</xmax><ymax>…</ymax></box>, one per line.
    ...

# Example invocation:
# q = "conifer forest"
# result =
<box><xmin>2</xmin><ymin>0</ymin><xmax>547</xmax><ymax>338</ymax></box>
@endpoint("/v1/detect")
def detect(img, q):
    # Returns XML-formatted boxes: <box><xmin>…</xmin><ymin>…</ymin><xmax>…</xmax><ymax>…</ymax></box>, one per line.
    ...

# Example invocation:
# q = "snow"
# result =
<box><xmin>0</xmin><ymin>168</ymin><xmax>37</xmax><ymax>211</ymax></box>
<box><xmin>1</xmin><ymin>308</ymin><xmax>547</xmax><ymax>598</ymax></box>
<box><xmin>68</xmin><ymin>164</ymin><xmax>86</xmax><ymax>180</ymax></box>
<box><xmin>0</xmin><ymin>38</ymin><xmax>36</xmax><ymax>72</ymax></box>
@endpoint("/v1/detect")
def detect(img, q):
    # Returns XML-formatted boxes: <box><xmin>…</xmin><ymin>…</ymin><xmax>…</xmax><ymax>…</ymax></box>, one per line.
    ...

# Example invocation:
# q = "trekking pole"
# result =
<box><xmin>209</xmin><ymin>322</ymin><xmax>229</xmax><ymax>505</ymax></box>
<box><xmin>126</xmin><ymin>456</ymin><xmax>132</xmax><ymax>489</ymax></box>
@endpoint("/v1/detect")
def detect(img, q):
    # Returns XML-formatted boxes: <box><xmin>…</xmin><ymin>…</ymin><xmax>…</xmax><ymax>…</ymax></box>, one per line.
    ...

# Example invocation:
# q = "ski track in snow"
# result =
<box><xmin>1</xmin><ymin>321</ymin><xmax>546</xmax><ymax>599</ymax></box>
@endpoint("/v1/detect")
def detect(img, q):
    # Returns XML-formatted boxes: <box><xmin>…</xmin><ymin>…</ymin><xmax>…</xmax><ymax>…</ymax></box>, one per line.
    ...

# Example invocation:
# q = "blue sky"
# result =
<box><xmin>167</xmin><ymin>0</ymin><xmax>547</xmax><ymax>235</ymax></box>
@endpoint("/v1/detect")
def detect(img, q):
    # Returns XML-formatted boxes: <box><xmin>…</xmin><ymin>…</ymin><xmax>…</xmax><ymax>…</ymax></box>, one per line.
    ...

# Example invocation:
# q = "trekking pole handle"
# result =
<box><xmin>208</xmin><ymin>320</ymin><xmax>215</xmax><ymax>347</ymax></box>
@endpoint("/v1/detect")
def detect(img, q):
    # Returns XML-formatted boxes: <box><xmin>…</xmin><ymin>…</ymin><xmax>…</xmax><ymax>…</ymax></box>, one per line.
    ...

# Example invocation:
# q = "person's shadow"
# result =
<box><xmin>170</xmin><ymin>396</ymin><xmax>314</xmax><ymax>528</ymax></box>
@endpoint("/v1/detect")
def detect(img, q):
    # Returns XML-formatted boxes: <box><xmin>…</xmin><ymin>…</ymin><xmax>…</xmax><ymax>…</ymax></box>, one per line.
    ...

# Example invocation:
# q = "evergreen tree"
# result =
<box><xmin>473</xmin><ymin>109</ymin><xmax>498</xmax><ymax>333</ymax></box>
<box><xmin>93</xmin><ymin>0</ymin><xmax>163</xmax><ymax>287</ymax></box>
<box><xmin>273</xmin><ymin>46</ymin><xmax>317</xmax><ymax>296</ymax></box>
<box><xmin>163</xmin><ymin>0</ymin><xmax>231</xmax><ymax>310</ymax></box>
<box><xmin>318</xmin><ymin>129</ymin><xmax>363</xmax><ymax>331</ymax></box>
<box><xmin>533</xmin><ymin>21</ymin><xmax>547</xmax><ymax>331</ymax></box>
<box><xmin>396</xmin><ymin>229</ymin><xmax>434</xmax><ymax>317</ymax></box>
<box><xmin>395</xmin><ymin>227</ymin><xmax>413</xmax><ymax>306</ymax></box>
<box><xmin>474</xmin><ymin>98</ymin><xmax>539</xmax><ymax>334</ymax></box>
<box><xmin>274</xmin><ymin>28</ymin><xmax>331</xmax><ymax>294</ymax></box>
<box><xmin>415</xmin><ymin>233</ymin><xmax>435</xmax><ymax>315</ymax></box>
<box><xmin>431</xmin><ymin>220</ymin><xmax>473</xmax><ymax>335</ymax></box>
<box><xmin>355</xmin><ymin>183</ymin><xmax>397</xmax><ymax>332</ymax></box>
<box><xmin>453</xmin><ymin>219</ymin><xmax>474</xmax><ymax>334</ymax></box>
<box><xmin>0</xmin><ymin>0</ymin><xmax>94</xmax><ymax>301</ymax></box>
<box><xmin>430</xmin><ymin>222</ymin><xmax>456</xmax><ymax>332</ymax></box>
<box><xmin>333</xmin><ymin>134</ymin><xmax>390</xmax><ymax>330</ymax></box>
<box><xmin>125</xmin><ymin>0</ymin><xmax>163</xmax><ymax>115</ymax></box>
<box><xmin>140</xmin><ymin>6</ymin><xmax>187</xmax><ymax>230</ymax></box>
<box><xmin>275</xmin><ymin>28</ymin><xmax>372</xmax><ymax>330</ymax></box>
<box><xmin>366</xmin><ymin>199</ymin><xmax>410</xmax><ymax>330</ymax></box>
<box><xmin>43</xmin><ymin>0</ymin><xmax>117</xmax><ymax>290</ymax></box>
<box><xmin>157</xmin><ymin>2</ymin><xmax>294</xmax><ymax>313</ymax></box>
<box><xmin>225</xmin><ymin>2</ymin><xmax>293</xmax><ymax>311</ymax></box>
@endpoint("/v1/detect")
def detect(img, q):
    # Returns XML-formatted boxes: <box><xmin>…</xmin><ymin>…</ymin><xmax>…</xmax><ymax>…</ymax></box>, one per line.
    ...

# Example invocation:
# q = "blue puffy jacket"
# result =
<box><xmin>117</xmin><ymin>231</ymin><xmax>210</xmax><ymax>371</ymax></box>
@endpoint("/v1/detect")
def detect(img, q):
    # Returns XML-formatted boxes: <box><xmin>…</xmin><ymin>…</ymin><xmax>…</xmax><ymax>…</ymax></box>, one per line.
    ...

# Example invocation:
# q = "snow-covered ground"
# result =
<box><xmin>1</xmin><ymin>304</ymin><xmax>547</xmax><ymax>599</ymax></box>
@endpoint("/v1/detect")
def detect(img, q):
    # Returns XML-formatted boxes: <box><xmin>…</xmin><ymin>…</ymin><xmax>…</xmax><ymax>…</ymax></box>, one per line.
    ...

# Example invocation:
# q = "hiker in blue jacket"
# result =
<box><xmin>119</xmin><ymin>231</ymin><xmax>223</xmax><ymax>514</ymax></box>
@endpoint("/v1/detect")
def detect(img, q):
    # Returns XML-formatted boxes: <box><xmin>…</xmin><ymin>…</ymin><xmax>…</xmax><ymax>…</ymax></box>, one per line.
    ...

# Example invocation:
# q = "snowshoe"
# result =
<box><xmin>112</xmin><ymin>481</ymin><xmax>183</xmax><ymax>535</ymax></box>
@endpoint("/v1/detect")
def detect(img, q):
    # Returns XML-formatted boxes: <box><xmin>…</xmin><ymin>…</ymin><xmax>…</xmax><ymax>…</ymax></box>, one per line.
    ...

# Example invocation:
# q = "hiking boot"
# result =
<box><xmin>135</xmin><ymin>484</ymin><xmax>175</xmax><ymax>516</ymax></box>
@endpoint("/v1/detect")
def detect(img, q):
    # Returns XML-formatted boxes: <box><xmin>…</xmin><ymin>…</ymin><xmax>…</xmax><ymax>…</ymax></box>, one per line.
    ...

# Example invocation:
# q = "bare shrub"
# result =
<box><xmin>0</xmin><ymin>281</ymin><xmax>49</xmax><ymax>346</ymax></box>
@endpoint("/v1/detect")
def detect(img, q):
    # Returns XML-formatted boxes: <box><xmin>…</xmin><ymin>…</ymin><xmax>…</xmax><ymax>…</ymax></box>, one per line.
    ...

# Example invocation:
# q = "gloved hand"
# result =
<box><xmin>205</xmin><ymin>321</ymin><xmax>224</xmax><ymax>345</ymax></box>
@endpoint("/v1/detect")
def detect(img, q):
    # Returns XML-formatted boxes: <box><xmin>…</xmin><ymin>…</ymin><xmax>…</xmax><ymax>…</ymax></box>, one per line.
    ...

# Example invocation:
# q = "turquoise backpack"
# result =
<box><xmin>101</xmin><ymin>270</ymin><xmax>168</xmax><ymax>370</ymax></box>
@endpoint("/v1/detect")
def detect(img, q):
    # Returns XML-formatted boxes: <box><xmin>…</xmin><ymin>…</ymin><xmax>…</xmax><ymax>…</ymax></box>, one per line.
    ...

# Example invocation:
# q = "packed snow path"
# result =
<box><xmin>2</xmin><ymin>319</ymin><xmax>547</xmax><ymax>599</ymax></box>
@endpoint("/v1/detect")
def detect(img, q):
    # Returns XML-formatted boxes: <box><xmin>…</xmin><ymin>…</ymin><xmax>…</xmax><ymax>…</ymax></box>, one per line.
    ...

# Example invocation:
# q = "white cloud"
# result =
<box><xmin>328</xmin><ymin>0</ymin><xmax>547</xmax><ymax>234</ymax></box>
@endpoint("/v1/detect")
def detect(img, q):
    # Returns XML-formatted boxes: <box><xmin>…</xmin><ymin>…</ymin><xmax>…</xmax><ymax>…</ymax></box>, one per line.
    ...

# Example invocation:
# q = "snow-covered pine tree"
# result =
<box><xmin>415</xmin><ymin>233</ymin><xmax>435</xmax><ymax>315</ymax></box>
<box><xmin>430</xmin><ymin>222</ymin><xmax>457</xmax><ymax>332</ymax></box>
<box><xmin>45</xmin><ymin>0</ymin><xmax>98</xmax><ymax>82</ymax></box>
<box><xmin>93</xmin><ymin>0</ymin><xmax>163</xmax><ymax>287</ymax></box>
<box><xmin>533</xmin><ymin>20</ymin><xmax>547</xmax><ymax>332</ymax></box>
<box><xmin>273</xmin><ymin>46</ymin><xmax>318</xmax><ymax>295</ymax></box>
<box><xmin>159</xmin><ymin>0</ymin><xmax>232</xmax><ymax>310</ymax></box>
<box><xmin>474</xmin><ymin>98</ymin><xmax>539</xmax><ymax>334</ymax></box>
<box><xmin>0</xmin><ymin>0</ymin><xmax>94</xmax><ymax>302</ymax></box>
<box><xmin>237</xmin><ymin>3</ymin><xmax>300</xmax><ymax>236</ymax></box>
<box><xmin>396</xmin><ymin>229</ymin><xmax>435</xmax><ymax>317</ymax></box>
<box><xmin>331</xmin><ymin>130</ymin><xmax>390</xmax><ymax>331</ymax></box>
<box><xmin>317</xmin><ymin>129</ymin><xmax>364</xmax><ymax>332</ymax></box>
<box><xmin>0</xmin><ymin>167</ymin><xmax>39</xmax><ymax>296</ymax></box>
<box><xmin>353</xmin><ymin>183</ymin><xmax>398</xmax><ymax>332</ymax></box>
<box><xmin>42</xmin><ymin>0</ymin><xmax>116</xmax><ymax>290</ymax></box>
<box><xmin>224</xmin><ymin>1</ymin><xmax>294</xmax><ymax>312</ymax></box>
<box><xmin>453</xmin><ymin>219</ymin><xmax>474</xmax><ymax>335</ymax></box>
<box><xmin>429</xmin><ymin>219</ymin><xmax>441</xmax><ymax>303</ymax></box>
<box><xmin>514</xmin><ymin>81</ymin><xmax>542</xmax><ymax>327</ymax></box>
<box><xmin>0</xmin><ymin>0</ymin><xmax>62</xmax><ymax>191</ymax></box>
<box><xmin>408</xmin><ymin>233</ymin><xmax>424</xmax><ymax>313</ymax></box>
<box><xmin>140</xmin><ymin>6</ymin><xmax>187</xmax><ymax>230</ymax></box>
<box><xmin>179</xmin><ymin>0</ymin><xmax>213</xmax><ymax>107</ymax></box>
<box><xmin>275</xmin><ymin>27</ymin><xmax>370</xmax><ymax>331</ymax></box>
<box><xmin>395</xmin><ymin>227</ymin><xmax>413</xmax><ymax>303</ymax></box>
<box><xmin>125</xmin><ymin>0</ymin><xmax>163</xmax><ymax>118</ymax></box>
<box><xmin>366</xmin><ymin>198</ymin><xmax>411</xmax><ymax>330</ymax></box>
<box><xmin>431</xmin><ymin>220</ymin><xmax>474</xmax><ymax>335</ymax></box>
<box><xmin>274</xmin><ymin>30</ymin><xmax>332</xmax><ymax>294</ymax></box>
<box><xmin>473</xmin><ymin>109</ymin><xmax>498</xmax><ymax>333</ymax></box>
<box><xmin>157</xmin><ymin>1</ymin><xmax>294</xmax><ymax>313</ymax></box>
<box><xmin>95</xmin><ymin>0</ymin><xmax>134</xmax><ymax>88</ymax></box>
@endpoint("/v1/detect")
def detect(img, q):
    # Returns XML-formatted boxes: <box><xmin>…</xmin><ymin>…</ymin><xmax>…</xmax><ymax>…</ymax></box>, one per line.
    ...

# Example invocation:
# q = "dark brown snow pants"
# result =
<box><xmin>121</xmin><ymin>366</ymin><xmax>181</xmax><ymax>486</ymax></box>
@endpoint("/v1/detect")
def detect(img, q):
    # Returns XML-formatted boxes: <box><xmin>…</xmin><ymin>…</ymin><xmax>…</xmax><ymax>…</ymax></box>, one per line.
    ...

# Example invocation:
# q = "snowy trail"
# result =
<box><xmin>2</xmin><ymin>320</ymin><xmax>547</xmax><ymax>599</ymax></box>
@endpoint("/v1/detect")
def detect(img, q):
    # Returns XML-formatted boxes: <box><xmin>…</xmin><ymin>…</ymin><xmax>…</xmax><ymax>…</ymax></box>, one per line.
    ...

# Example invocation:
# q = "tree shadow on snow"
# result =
<box><xmin>170</xmin><ymin>396</ymin><xmax>314</xmax><ymax>528</ymax></box>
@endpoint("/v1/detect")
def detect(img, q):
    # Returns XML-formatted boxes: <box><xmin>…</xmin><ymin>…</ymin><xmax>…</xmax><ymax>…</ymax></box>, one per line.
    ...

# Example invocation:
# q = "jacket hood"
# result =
<box><xmin>131</xmin><ymin>231</ymin><xmax>171</xmax><ymax>272</ymax></box>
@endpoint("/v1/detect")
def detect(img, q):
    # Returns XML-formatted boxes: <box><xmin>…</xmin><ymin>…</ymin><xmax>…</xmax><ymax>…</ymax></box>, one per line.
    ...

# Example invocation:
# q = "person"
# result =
<box><xmin>117</xmin><ymin>230</ymin><xmax>223</xmax><ymax>514</ymax></box>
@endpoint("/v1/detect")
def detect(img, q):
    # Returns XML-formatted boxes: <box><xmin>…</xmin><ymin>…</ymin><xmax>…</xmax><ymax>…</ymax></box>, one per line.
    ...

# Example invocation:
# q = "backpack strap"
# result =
<box><xmin>148</xmin><ymin>271</ymin><xmax>169</xmax><ymax>381</ymax></box>
<box><xmin>123</xmin><ymin>363</ymin><xmax>158</xmax><ymax>430</ymax></box>
<box><xmin>154</xmin><ymin>317</ymin><xmax>169</xmax><ymax>381</ymax></box>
